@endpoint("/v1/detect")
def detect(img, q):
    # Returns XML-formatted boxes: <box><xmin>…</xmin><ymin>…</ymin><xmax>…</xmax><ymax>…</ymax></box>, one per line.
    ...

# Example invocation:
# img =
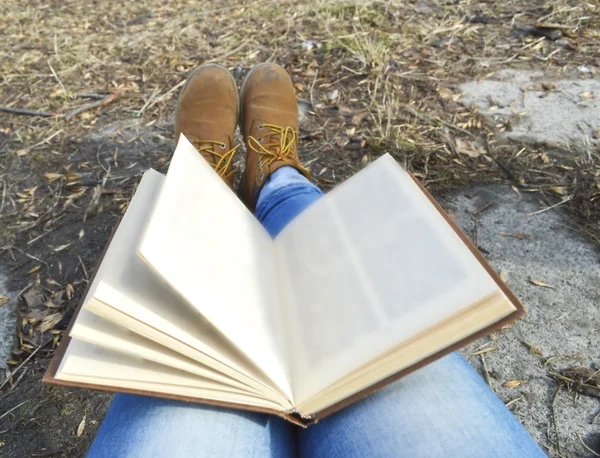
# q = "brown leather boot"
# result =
<box><xmin>175</xmin><ymin>64</ymin><xmax>239</xmax><ymax>188</ymax></box>
<box><xmin>239</xmin><ymin>63</ymin><xmax>312</xmax><ymax>209</ymax></box>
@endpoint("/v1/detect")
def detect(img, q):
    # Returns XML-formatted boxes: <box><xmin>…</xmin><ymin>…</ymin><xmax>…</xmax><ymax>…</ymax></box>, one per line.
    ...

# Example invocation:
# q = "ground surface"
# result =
<box><xmin>0</xmin><ymin>0</ymin><xmax>599</xmax><ymax>457</ymax></box>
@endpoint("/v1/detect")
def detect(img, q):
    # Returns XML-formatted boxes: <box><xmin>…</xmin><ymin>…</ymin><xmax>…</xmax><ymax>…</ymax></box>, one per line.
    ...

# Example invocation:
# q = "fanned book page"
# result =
<box><xmin>45</xmin><ymin>136</ymin><xmax>524</xmax><ymax>425</ymax></box>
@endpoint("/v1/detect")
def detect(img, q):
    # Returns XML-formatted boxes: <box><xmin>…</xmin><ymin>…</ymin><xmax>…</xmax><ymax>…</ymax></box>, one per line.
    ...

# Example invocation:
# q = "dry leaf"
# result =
<box><xmin>521</xmin><ymin>340</ymin><xmax>543</xmax><ymax>356</ymax></box>
<box><xmin>66</xmin><ymin>283</ymin><xmax>75</xmax><ymax>300</ymax></box>
<box><xmin>503</xmin><ymin>380</ymin><xmax>527</xmax><ymax>388</ymax></box>
<box><xmin>0</xmin><ymin>294</ymin><xmax>8</xmax><ymax>306</ymax></box>
<box><xmin>579</xmin><ymin>92</ymin><xmax>594</xmax><ymax>99</ymax></box>
<box><xmin>38</xmin><ymin>313</ymin><xmax>63</xmax><ymax>333</ymax></box>
<box><xmin>351</xmin><ymin>109</ymin><xmax>370</xmax><ymax>126</ymax></box>
<box><xmin>27</xmin><ymin>265</ymin><xmax>41</xmax><ymax>275</ymax></box>
<box><xmin>52</xmin><ymin>243</ymin><xmax>72</xmax><ymax>252</ymax></box>
<box><xmin>456</xmin><ymin>139</ymin><xmax>486</xmax><ymax>158</ymax></box>
<box><xmin>550</xmin><ymin>186</ymin><xmax>567</xmax><ymax>195</ymax></box>
<box><xmin>335</xmin><ymin>136</ymin><xmax>349</xmax><ymax>148</ymax></box>
<box><xmin>79</xmin><ymin>229</ymin><xmax>85</xmax><ymax>239</ymax></box>
<box><xmin>77</xmin><ymin>415</ymin><xmax>86</xmax><ymax>437</ymax></box>
<box><xmin>23</xmin><ymin>288</ymin><xmax>45</xmax><ymax>308</ymax></box>
<box><xmin>499</xmin><ymin>271</ymin><xmax>509</xmax><ymax>282</ymax></box>
<box><xmin>437</xmin><ymin>87</ymin><xmax>455</xmax><ymax>100</ymax></box>
<box><xmin>44</xmin><ymin>172</ymin><xmax>64</xmax><ymax>182</ymax></box>
<box><xmin>529</xmin><ymin>279</ymin><xmax>554</xmax><ymax>289</ymax></box>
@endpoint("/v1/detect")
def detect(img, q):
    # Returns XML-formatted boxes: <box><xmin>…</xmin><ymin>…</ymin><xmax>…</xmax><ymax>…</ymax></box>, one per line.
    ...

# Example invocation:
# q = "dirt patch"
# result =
<box><xmin>0</xmin><ymin>357</ymin><xmax>110</xmax><ymax>458</ymax></box>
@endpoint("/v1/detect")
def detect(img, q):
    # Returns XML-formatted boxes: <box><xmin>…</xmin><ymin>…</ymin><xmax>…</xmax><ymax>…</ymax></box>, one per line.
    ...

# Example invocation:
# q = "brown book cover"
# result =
<box><xmin>43</xmin><ymin>172</ymin><xmax>525</xmax><ymax>427</ymax></box>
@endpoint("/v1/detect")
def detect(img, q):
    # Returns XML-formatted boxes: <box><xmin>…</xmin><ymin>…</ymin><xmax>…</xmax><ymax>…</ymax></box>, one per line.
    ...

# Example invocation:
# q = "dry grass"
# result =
<box><xmin>1</xmin><ymin>0</ymin><xmax>598</xmax><ymax>245</ymax></box>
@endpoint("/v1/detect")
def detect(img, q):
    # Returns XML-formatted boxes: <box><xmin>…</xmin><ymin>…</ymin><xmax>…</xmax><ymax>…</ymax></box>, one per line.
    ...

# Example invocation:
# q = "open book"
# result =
<box><xmin>44</xmin><ymin>135</ymin><xmax>524</xmax><ymax>425</ymax></box>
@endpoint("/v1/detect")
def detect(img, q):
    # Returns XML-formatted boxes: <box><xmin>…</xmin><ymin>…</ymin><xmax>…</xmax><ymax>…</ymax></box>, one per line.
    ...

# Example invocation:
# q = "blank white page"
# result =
<box><xmin>140</xmin><ymin>136</ymin><xmax>291</xmax><ymax>399</ymax></box>
<box><xmin>56</xmin><ymin>339</ymin><xmax>285</xmax><ymax>410</ymax></box>
<box><xmin>85</xmin><ymin>168</ymin><xmax>267</xmax><ymax>389</ymax></box>
<box><xmin>71</xmin><ymin>308</ymin><xmax>254</xmax><ymax>393</ymax></box>
<box><xmin>275</xmin><ymin>154</ymin><xmax>502</xmax><ymax>403</ymax></box>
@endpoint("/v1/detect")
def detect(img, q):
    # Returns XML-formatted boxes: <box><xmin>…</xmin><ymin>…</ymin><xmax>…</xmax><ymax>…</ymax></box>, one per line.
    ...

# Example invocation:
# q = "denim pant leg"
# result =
<box><xmin>255</xmin><ymin>166</ymin><xmax>324</xmax><ymax>238</ymax></box>
<box><xmin>298</xmin><ymin>353</ymin><xmax>545</xmax><ymax>458</ymax></box>
<box><xmin>86</xmin><ymin>395</ymin><xmax>294</xmax><ymax>458</ymax></box>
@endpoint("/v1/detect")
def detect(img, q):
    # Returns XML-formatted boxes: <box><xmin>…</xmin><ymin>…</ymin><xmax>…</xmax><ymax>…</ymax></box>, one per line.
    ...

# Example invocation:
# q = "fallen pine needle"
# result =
<box><xmin>577</xmin><ymin>433</ymin><xmax>600</xmax><ymax>457</ymax></box>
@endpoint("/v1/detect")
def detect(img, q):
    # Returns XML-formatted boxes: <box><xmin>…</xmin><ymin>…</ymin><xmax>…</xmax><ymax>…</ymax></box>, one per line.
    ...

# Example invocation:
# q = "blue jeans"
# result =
<box><xmin>87</xmin><ymin>167</ymin><xmax>545</xmax><ymax>458</ymax></box>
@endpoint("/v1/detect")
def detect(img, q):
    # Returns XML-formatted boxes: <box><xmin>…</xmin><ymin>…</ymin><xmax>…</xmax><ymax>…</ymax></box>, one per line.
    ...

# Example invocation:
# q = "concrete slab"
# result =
<box><xmin>442</xmin><ymin>185</ymin><xmax>599</xmax><ymax>458</ymax></box>
<box><xmin>459</xmin><ymin>69</ymin><xmax>600</xmax><ymax>151</ymax></box>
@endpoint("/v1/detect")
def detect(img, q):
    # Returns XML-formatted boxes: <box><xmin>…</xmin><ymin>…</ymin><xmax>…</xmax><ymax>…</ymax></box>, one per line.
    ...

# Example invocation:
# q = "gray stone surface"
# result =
<box><xmin>459</xmin><ymin>69</ymin><xmax>600</xmax><ymax>151</ymax></box>
<box><xmin>442</xmin><ymin>185</ymin><xmax>599</xmax><ymax>458</ymax></box>
<box><xmin>0</xmin><ymin>268</ymin><xmax>16</xmax><ymax>371</ymax></box>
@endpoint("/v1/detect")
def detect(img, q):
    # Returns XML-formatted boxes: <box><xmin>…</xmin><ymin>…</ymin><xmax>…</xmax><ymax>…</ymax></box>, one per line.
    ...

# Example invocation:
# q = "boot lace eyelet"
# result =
<box><xmin>258</xmin><ymin>137</ymin><xmax>263</xmax><ymax>143</ymax></box>
<box><xmin>257</xmin><ymin>124</ymin><xmax>264</xmax><ymax>131</ymax></box>
<box><xmin>220</xmin><ymin>143</ymin><xmax>226</xmax><ymax>149</ymax></box>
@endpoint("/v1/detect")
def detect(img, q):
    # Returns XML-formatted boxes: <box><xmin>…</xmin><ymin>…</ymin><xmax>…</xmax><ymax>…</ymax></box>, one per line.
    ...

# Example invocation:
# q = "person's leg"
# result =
<box><xmin>255</xmin><ymin>170</ymin><xmax>544</xmax><ymax>458</ymax></box>
<box><xmin>297</xmin><ymin>352</ymin><xmax>545</xmax><ymax>458</ymax></box>
<box><xmin>255</xmin><ymin>166</ymin><xmax>323</xmax><ymax>237</ymax></box>
<box><xmin>87</xmin><ymin>394</ymin><xmax>295</xmax><ymax>458</ymax></box>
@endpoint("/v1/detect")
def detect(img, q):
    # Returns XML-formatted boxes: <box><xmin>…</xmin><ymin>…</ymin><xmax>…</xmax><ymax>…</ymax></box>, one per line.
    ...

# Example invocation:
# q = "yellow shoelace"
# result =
<box><xmin>247</xmin><ymin>124</ymin><xmax>311</xmax><ymax>180</ymax></box>
<box><xmin>192</xmin><ymin>140</ymin><xmax>239</xmax><ymax>178</ymax></box>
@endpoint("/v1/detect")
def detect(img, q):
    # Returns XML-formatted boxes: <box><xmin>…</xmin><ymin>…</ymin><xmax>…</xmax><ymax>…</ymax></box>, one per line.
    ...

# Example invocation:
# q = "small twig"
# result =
<box><xmin>527</xmin><ymin>195</ymin><xmax>573</xmax><ymax>216</ymax></box>
<box><xmin>78</xmin><ymin>255</ymin><xmax>89</xmax><ymax>281</ymax></box>
<box><xmin>9</xmin><ymin>245</ymin><xmax>48</xmax><ymax>267</ymax></box>
<box><xmin>480</xmin><ymin>353</ymin><xmax>492</xmax><ymax>388</ymax></box>
<box><xmin>0</xmin><ymin>338</ymin><xmax>53</xmax><ymax>390</ymax></box>
<box><xmin>138</xmin><ymin>80</ymin><xmax>185</xmax><ymax>114</ymax></box>
<box><xmin>505</xmin><ymin>396</ymin><xmax>524</xmax><ymax>408</ymax></box>
<box><xmin>577</xmin><ymin>433</ymin><xmax>600</xmax><ymax>457</ymax></box>
<box><xmin>309</xmin><ymin>68</ymin><xmax>319</xmax><ymax>108</ymax></box>
<box><xmin>0</xmin><ymin>400</ymin><xmax>31</xmax><ymax>421</ymax></box>
<box><xmin>76</xmin><ymin>93</ymin><xmax>110</xmax><ymax>100</ymax></box>
<box><xmin>27</xmin><ymin>129</ymin><xmax>64</xmax><ymax>152</ymax></box>
<box><xmin>8</xmin><ymin>367</ymin><xmax>29</xmax><ymax>392</ymax></box>
<box><xmin>0</xmin><ymin>180</ymin><xmax>6</xmax><ymax>213</ymax></box>
<box><xmin>472</xmin><ymin>201</ymin><xmax>495</xmax><ymax>215</ymax></box>
<box><xmin>47</xmin><ymin>59</ymin><xmax>67</xmax><ymax>95</ymax></box>
<box><xmin>63</xmin><ymin>92</ymin><xmax>120</xmax><ymax>120</ymax></box>
<box><xmin>0</xmin><ymin>106</ymin><xmax>53</xmax><ymax>118</ymax></box>
<box><xmin>27</xmin><ymin>230</ymin><xmax>53</xmax><ymax>246</ymax></box>
<box><xmin>400</xmin><ymin>103</ymin><xmax>475</xmax><ymax>137</ymax></box>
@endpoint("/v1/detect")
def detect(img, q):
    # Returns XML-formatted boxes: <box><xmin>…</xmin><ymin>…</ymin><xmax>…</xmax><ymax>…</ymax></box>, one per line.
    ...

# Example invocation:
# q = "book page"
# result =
<box><xmin>71</xmin><ymin>308</ymin><xmax>256</xmax><ymax>393</ymax></box>
<box><xmin>56</xmin><ymin>339</ymin><xmax>284</xmax><ymax>411</ymax></box>
<box><xmin>140</xmin><ymin>136</ymin><xmax>291</xmax><ymax>400</ymax></box>
<box><xmin>84</xmin><ymin>168</ymin><xmax>278</xmax><ymax>399</ymax></box>
<box><xmin>275</xmin><ymin>154</ymin><xmax>501</xmax><ymax>403</ymax></box>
